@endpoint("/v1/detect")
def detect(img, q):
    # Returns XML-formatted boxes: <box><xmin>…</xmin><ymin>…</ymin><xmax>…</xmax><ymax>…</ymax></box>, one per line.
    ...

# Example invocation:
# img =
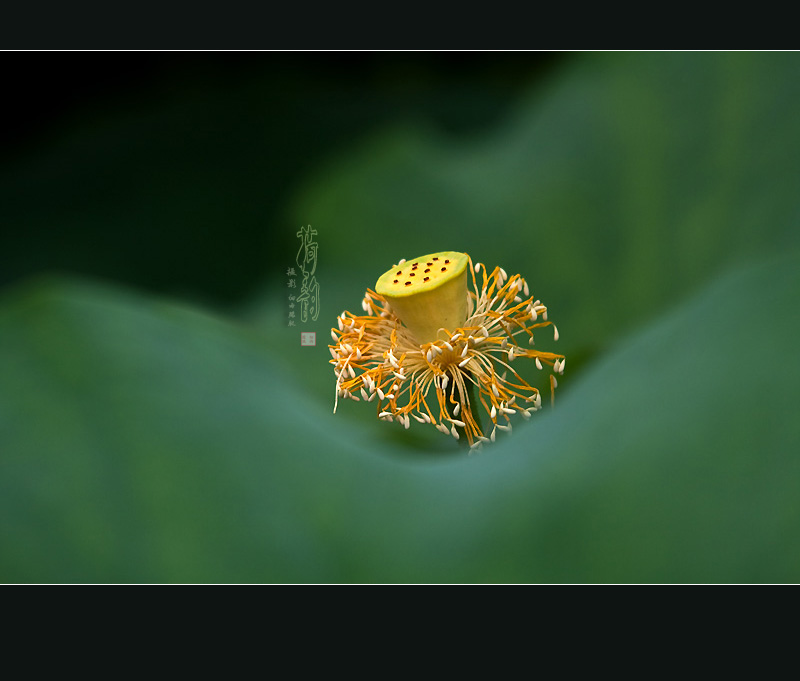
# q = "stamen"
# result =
<box><xmin>331</xmin><ymin>252</ymin><xmax>562</xmax><ymax>448</ymax></box>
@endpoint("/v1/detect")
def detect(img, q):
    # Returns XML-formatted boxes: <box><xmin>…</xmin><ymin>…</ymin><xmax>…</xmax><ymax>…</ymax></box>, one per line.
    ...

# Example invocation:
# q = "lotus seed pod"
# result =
<box><xmin>331</xmin><ymin>251</ymin><xmax>564</xmax><ymax>446</ymax></box>
<box><xmin>375</xmin><ymin>251</ymin><xmax>469</xmax><ymax>344</ymax></box>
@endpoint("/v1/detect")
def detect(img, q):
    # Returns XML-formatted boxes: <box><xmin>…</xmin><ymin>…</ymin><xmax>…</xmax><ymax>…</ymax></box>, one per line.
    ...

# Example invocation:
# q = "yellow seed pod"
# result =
<box><xmin>375</xmin><ymin>251</ymin><xmax>469</xmax><ymax>344</ymax></box>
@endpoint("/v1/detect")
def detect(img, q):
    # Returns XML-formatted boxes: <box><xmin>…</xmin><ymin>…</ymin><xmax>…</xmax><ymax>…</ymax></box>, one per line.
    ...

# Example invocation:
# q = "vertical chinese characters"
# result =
<box><xmin>295</xmin><ymin>225</ymin><xmax>320</xmax><ymax>322</ymax></box>
<box><xmin>286</xmin><ymin>269</ymin><xmax>297</xmax><ymax>326</ymax></box>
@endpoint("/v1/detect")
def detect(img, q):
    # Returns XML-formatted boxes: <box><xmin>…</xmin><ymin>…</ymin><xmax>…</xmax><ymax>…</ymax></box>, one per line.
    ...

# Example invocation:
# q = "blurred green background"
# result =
<box><xmin>2</xmin><ymin>52</ymin><xmax>799</xmax><ymax>582</ymax></box>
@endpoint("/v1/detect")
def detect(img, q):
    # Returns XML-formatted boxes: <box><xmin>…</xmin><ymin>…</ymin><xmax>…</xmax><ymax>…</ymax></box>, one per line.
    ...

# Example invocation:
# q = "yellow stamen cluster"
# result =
<box><xmin>330</xmin><ymin>254</ymin><xmax>564</xmax><ymax>450</ymax></box>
